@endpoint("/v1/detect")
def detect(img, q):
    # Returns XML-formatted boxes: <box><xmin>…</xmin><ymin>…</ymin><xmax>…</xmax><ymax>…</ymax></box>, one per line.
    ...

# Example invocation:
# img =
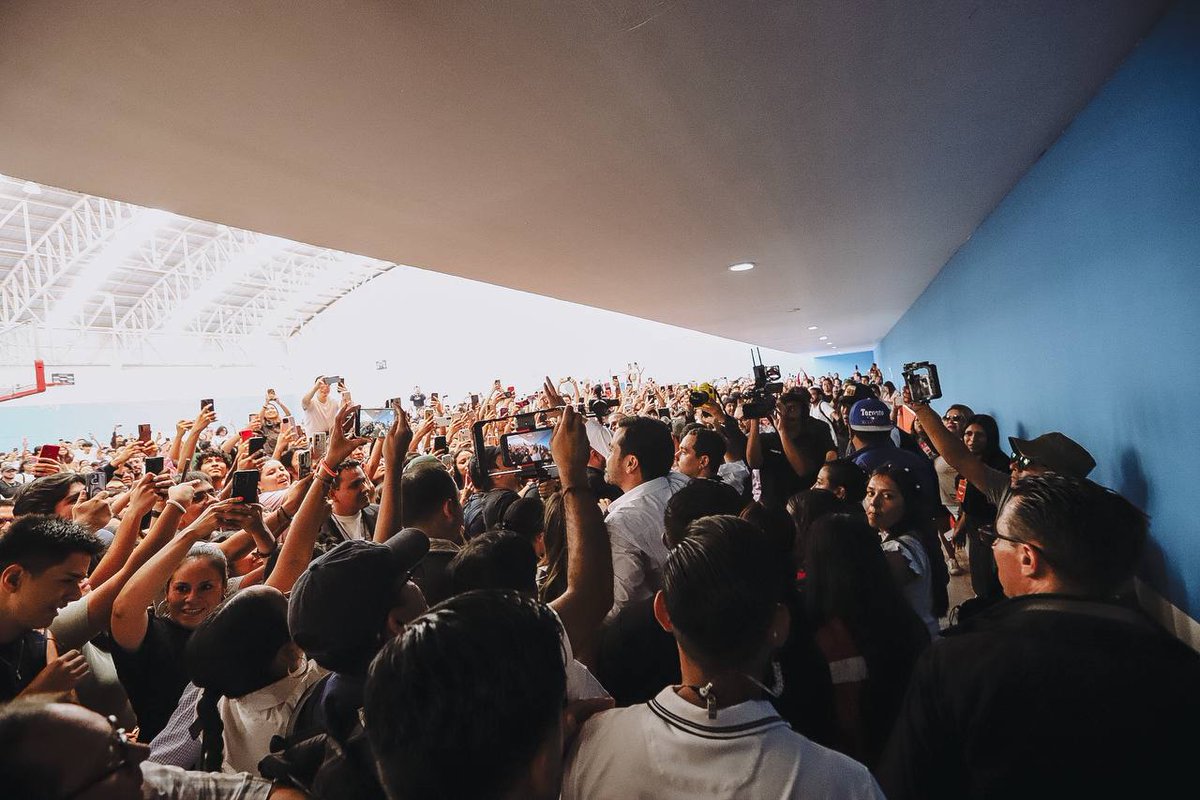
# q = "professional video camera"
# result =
<box><xmin>741</xmin><ymin>348</ymin><xmax>784</xmax><ymax>418</ymax></box>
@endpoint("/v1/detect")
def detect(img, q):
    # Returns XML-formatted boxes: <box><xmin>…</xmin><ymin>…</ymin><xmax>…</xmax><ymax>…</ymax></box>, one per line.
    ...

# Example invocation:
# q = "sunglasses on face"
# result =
<box><xmin>1010</xmin><ymin>453</ymin><xmax>1035</xmax><ymax>470</ymax></box>
<box><xmin>942</xmin><ymin>414</ymin><xmax>967</xmax><ymax>424</ymax></box>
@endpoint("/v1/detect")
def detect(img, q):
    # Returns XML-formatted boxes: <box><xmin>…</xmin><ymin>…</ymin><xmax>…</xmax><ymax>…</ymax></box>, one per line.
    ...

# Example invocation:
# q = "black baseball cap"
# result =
<box><xmin>1009</xmin><ymin>433</ymin><xmax>1096</xmax><ymax>479</ymax></box>
<box><xmin>288</xmin><ymin>529</ymin><xmax>429</xmax><ymax>673</ymax></box>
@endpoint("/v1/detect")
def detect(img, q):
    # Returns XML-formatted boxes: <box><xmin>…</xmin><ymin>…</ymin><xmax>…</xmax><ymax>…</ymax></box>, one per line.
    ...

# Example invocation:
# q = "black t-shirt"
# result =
<box><xmin>0</xmin><ymin>629</ymin><xmax>48</xmax><ymax>702</ymax></box>
<box><xmin>111</xmin><ymin>611</ymin><xmax>193</xmax><ymax>741</ymax></box>
<box><xmin>409</xmin><ymin>393</ymin><xmax>426</xmax><ymax>408</ymax></box>
<box><xmin>757</xmin><ymin>423</ymin><xmax>835</xmax><ymax>509</ymax></box>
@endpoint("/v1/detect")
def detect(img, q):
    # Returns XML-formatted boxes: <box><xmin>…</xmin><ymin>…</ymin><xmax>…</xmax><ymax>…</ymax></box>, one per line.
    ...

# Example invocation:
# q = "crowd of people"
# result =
<box><xmin>0</xmin><ymin>362</ymin><xmax>1197</xmax><ymax>799</ymax></box>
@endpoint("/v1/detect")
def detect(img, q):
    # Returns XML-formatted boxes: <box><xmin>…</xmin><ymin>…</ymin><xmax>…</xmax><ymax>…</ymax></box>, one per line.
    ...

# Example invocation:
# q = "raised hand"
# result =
<box><xmin>72</xmin><ymin>491</ymin><xmax>113</xmax><ymax>533</ymax></box>
<box><xmin>191</xmin><ymin>405</ymin><xmax>217</xmax><ymax>433</ymax></box>
<box><xmin>383</xmin><ymin>404</ymin><xmax>413</xmax><ymax>467</ymax></box>
<box><xmin>549</xmin><ymin>405</ymin><xmax>589</xmax><ymax>486</ymax></box>
<box><xmin>325</xmin><ymin>404</ymin><xmax>371</xmax><ymax>466</ymax></box>
<box><xmin>21</xmin><ymin>648</ymin><xmax>90</xmax><ymax>698</ymax></box>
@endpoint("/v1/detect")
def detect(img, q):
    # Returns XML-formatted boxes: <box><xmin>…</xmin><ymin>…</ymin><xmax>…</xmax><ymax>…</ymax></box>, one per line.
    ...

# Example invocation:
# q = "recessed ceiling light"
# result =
<box><xmin>818</xmin><ymin>335</ymin><xmax>828</xmax><ymax>341</ymax></box>
<box><xmin>728</xmin><ymin>262</ymin><xmax>755</xmax><ymax>272</ymax></box>
<box><xmin>807</xmin><ymin>325</ymin><xmax>818</xmax><ymax>331</ymax></box>
<box><xmin>21</xmin><ymin>181</ymin><xmax>41</xmax><ymax>195</ymax></box>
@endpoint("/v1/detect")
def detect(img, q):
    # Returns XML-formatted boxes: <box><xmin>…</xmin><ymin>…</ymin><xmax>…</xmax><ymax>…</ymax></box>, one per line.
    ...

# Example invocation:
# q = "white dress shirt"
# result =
<box><xmin>604</xmin><ymin>471</ymin><xmax>691</xmax><ymax>619</ymax></box>
<box><xmin>217</xmin><ymin>659</ymin><xmax>325</xmax><ymax>774</ymax></box>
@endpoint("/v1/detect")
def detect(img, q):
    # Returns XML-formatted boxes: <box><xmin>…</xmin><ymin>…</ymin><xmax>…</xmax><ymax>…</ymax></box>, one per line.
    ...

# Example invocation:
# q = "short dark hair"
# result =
<box><xmin>616</xmin><ymin>416</ymin><xmax>674</xmax><ymax>481</ymax></box>
<box><xmin>12</xmin><ymin>473</ymin><xmax>83</xmax><ymax>518</ymax></box>
<box><xmin>329</xmin><ymin>459</ymin><xmax>363</xmax><ymax>494</ymax></box>
<box><xmin>401</xmin><ymin>467</ymin><xmax>459</xmax><ymax>526</ymax></box>
<box><xmin>685</xmin><ymin>428</ymin><xmax>726</xmax><ymax>476</ymax></box>
<box><xmin>365</xmin><ymin>591</ymin><xmax>566</xmax><ymax>800</ymax></box>
<box><xmin>0</xmin><ymin>515</ymin><xmax>103</xmax><ymax>575</ymax></box>
<box><xmin>663</xmin><ymin>515</ymin><xmax>790</xmax><ymax>671</ymax></box>
<box><xmin>448</xmin><ymin>530</ymin><xmax>538</xmax><ymax>597</ymax></box>
<box><xmin>663</xmin><ymin>479</ymin><xmax>743</xmax><ymax>548</ymax></box>
<box><xmin>821</xmin><ymin>458</ymin><xmax>869</xmax><ymax>504</ymax></box>
<box><xmin>469</xmin><ymin>446</ymin><xmax>502</xmax><ymax>492</ymax></box>
<box><xmin>196</xmin><ymin>448</ymin><xmax>231</xmax><ymax>469</ymax></box>
<box><xmin>1006</xmin><ymin>475</ymin><xmax>1147</xmax><ymax>597</ymax></box>
<box><xmin>852</xmin><ymin>429</ymin><xmax>892</xmax><ymax>447</ymax></box>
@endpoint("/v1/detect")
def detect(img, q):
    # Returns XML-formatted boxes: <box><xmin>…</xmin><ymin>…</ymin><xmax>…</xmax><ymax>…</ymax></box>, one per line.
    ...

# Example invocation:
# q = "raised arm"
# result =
<box><xmin>267</xmin><ymin>404</ymin><xmax>369</xmax><ymax>592</ymax></box>
<box><xmin>375</xmin><ymin>403</ymin><xmax>413</xmax><ymax>543</ymax></box>
<box><xmin>88</xmin><ymin>474</ymin><xmax>169</xmax><ymax>588</ymax></box>
<box><xmin>178</xmin><ymin>405</ymin><xmax>217</xmax><ymax>476</ymax></box>
<box><xmin>547</xmin><ymin>406</ymin><xmax>612</xmax><ymax>666</ymax></box>
<box><xmin>300</xmin><ymin>376</ymin><xmax>322</xmax><ymax>411</ymax></box>
<box><xmin>745</xmin><ymin>417</ymin><xmax>764</xmax><ymax>469</ymax></box>
<box><xmin>110</xmin><ymin>497</ymin><xmax>235</xmax><ymax>650</ymax></box>
<box><xmin>910</xmin><ymin>402</ymin><xmax>1007</xmax><ymax>496</ymax></box>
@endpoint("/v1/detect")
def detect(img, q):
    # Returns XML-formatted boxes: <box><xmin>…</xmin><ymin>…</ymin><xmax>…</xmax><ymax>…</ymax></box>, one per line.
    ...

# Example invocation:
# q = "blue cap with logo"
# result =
<box><xmin>849</xmin><ymin>398</ymin><xmax>894</xmax><ymax>432</ymax></box>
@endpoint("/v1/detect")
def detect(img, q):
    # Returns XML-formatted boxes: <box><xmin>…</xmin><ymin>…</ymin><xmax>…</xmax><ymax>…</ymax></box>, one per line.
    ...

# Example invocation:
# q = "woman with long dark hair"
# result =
<box><xmin>863</xmin><ymin>465</ymin><xmax>949</xmax><ymax>637</ymax></box>
<box><xmin>805</xmin><ymin>513</ymin><xmax>931</xmax><ymax>766</ymax></box>
<box><xmin>955</xmin><ymin>413</ymin><xmax>1009</xmax><ymax>601</ymax></box>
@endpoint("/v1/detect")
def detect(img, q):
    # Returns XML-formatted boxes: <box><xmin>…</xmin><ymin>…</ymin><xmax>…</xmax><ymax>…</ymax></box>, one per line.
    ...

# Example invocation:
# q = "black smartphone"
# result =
<box><xmin>138</xmin><ymin>423</ymin><xmax>152</xmax><ymax>442</ymax></box>
<box><xmin>145</xmin><ymin>456</ymin><xmax>165</xmax><ymax>475</ymax></box>
<box><xmin>247</xmin><ymin>437</ymin><xmax>266</xmax><ymax>456</ymax></box>
<box><xmin>430</xmin><ymin>392</ymin><xmax>439</xmax><ymax>402</ymax></box>
<box><xmin>470</xmin><ymin>393</ymin><xmax>480</xmax><ymax>408</ymax></box>
<box><xmin>656</xmin><ymin>407</ymin><xmax>670</xmax><ymax>420</ymax></box>
<box><xmin>296</xmin><ymin>449</ymin><xmax>312</xmax><ymax>479</ymax></box>
<box><xmin>85</xmin><ymin>471</ymin><xmax>106</xmax><ymax>499</ymax></box>
<box><xmin>433</xmin><ymin>434</ymin><xmax>448</xmax><ymax>452</ymax></box>
<box><xmin>200</xmin><ymin>398</ymin><xmax>214</xmax><ymax>414</ymax></box>
<box><xmin>231</xmin><ymin>469</ymin><xmax>260</xmax><ymax>505</ymax></box>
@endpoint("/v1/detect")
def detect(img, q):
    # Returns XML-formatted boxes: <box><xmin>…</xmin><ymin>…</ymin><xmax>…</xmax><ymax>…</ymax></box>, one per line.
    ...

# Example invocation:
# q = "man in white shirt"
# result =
<box><xmin>300</xmin><ymin>376</ymin><xmax>350</xmax><ymax>435</ymax></box>
<box><xmin>317</xmin><ymin>460</ymin><xmax>377</xmax><ymax>553</ymax></box>
<box><xmin>563</xmin><ymin>516</ymin><xmax>883</xmax><ymax>800</ymax></box>
<box><xmin>603</xmin><ymin>416</ymin><xmax>690</xmax><ymax>619</ymax></box>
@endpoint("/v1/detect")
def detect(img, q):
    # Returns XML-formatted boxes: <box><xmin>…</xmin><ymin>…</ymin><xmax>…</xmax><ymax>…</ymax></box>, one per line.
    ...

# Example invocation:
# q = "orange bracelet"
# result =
<box><xmin>318</xmin><ymin>460</ymin><xmax>338</xmax><ymax>478</ymax></box>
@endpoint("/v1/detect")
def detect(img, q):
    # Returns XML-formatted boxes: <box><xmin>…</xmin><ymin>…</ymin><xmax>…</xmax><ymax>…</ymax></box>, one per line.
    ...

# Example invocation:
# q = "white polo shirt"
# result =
<box><xmin>563</xmin><ymin>687</ymin><xmax>883</xmax><ymax>800</ymax></box>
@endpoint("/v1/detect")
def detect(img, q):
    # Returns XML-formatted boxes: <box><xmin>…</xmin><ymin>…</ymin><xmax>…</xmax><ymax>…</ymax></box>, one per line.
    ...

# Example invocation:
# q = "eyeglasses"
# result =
<box><xmin>942</xmin><ymin>413</ymin><xmax>967</xmax><ymax>424</ymax></box>
<box><xmin>61</xmin><ymin>715</ymin><xmax>142</xmax><ymax>799</ymax></box>
<box><xmin>1009</xmin><ymin>453</ymin><xmax>1035</xmax><ymax>470</ymax></box>
<box><xmin>978</xmin><ymin>525</ymin><xmax>1049</xmax><ymax>558</ymax></box>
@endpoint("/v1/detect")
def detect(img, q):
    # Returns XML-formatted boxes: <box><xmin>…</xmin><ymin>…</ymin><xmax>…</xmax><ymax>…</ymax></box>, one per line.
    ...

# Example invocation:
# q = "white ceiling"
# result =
<box><xmin>0</xmin><ymin>0</ymin><xmax>1170</xmax><ymax>354</ymax></box>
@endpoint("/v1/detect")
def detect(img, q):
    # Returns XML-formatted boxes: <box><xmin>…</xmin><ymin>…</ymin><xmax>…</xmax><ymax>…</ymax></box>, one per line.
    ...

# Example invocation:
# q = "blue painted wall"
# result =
<box><xmin>812</xmin><ymin>350</ymin><xmax>876</xmax><ymax>379</ymax></box>
<box><xmin>877</xmin><ymin>0</ymin><xmax>1200</xmax><ymax>618</ymax></box>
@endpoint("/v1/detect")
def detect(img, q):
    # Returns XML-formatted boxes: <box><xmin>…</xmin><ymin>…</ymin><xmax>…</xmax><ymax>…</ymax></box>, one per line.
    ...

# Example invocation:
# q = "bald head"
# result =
<box><xmin>0</xmin><ymin>699</ymin><xmax>147</xmax><ymax>799</ymax></box>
